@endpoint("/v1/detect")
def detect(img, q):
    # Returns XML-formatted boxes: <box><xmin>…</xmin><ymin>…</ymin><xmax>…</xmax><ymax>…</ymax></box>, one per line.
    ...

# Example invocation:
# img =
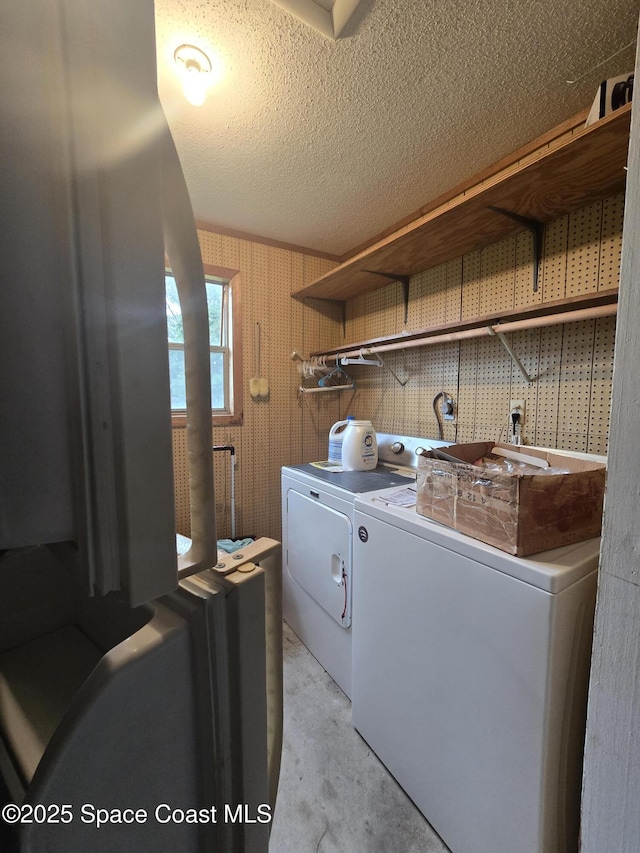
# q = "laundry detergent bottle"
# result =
<box><xmin>341</xmin><ymin>419</ymin><xmax>378</xmax><ymax>471</ymax></box>
<box><xmin>328</xmin><ymin>416</ymin><xmax>353</xmax><ymax>464</ymax></box>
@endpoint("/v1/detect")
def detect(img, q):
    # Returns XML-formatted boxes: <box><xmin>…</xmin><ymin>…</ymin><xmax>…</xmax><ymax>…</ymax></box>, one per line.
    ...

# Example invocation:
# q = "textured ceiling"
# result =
<box><xmin>154</xmin><ymin>0</ymin><xmax>639</xmax><ymax>257</ymax></box>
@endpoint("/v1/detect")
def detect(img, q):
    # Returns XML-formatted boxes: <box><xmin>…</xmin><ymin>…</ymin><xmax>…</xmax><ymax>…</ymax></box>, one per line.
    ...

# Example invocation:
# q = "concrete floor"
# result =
<box><xmin>269</xmin><ymin>623</ymin><xmax>450</xmax><ymax>853</ymax></box>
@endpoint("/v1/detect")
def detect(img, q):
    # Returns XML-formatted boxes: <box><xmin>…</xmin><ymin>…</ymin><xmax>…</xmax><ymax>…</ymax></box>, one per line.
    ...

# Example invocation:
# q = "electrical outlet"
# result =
<box><xmin>441</xmin><ymin>394</ymin><xmax>456</xmax><ymax>421</ymax></box>
<box><xmin>510</xmin><ymin>400</ymin><xmax>525</xmax><ymax>424</ymax></box>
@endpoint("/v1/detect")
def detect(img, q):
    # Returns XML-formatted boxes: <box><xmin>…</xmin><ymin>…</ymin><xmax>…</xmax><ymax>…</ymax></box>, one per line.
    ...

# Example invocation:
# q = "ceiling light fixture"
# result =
<box><xmin>174</xmin><ymin>44</ymin><xmax>213</xmax><ymax>107</ymax></box>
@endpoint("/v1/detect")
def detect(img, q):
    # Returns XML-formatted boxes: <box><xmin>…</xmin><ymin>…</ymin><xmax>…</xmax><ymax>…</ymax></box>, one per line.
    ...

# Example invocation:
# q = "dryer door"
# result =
<box><xmin>285</xmin><ymin>489</ymin><xmax>352</xmax><ymax>628</ymax></box>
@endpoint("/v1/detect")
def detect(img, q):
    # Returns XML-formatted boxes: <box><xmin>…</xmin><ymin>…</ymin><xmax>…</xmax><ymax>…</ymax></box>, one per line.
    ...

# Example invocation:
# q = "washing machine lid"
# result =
<box><xmin>355</xmin><ymin>487</ymin><xmax>600</xmax><ymax>592</ymax></box>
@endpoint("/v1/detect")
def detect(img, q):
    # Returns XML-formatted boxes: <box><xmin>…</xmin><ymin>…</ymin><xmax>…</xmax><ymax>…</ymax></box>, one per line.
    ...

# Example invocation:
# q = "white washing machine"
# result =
<box><xmin>281</xmin><ymin>434</ymin><xmax>450</xmax><ymax>698</ymax></box>
<box><xmin>351</xmin><ymin>465</ymin><xmax>603</xmax><ymax>853</ymax></box>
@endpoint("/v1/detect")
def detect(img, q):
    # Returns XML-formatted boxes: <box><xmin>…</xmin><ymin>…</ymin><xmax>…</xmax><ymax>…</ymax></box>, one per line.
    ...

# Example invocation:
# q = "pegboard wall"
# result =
<box><xmin>172</xmin><ymin>193</ymin><xmax>622</xmax><ymax>542</ymax></box>
<box><xmin>342</xmin><ymin>193</ymin><xmax>623</xmax><ymax>456</ymax></box>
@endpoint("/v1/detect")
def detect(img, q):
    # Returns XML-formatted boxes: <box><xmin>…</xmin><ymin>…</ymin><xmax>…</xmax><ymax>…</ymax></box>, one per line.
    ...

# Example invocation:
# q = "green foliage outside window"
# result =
<box><xmin>166</xmin><ymin>274</ymin><xmax>229</xmax><ymax>412</ymax></box>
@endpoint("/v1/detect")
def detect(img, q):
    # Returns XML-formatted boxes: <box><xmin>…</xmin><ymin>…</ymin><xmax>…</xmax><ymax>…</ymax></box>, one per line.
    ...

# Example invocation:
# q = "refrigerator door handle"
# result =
<box><xmin>160</xmin><ymin>127</ymin><xmax>217</xmax><ymax>577</ymax></box>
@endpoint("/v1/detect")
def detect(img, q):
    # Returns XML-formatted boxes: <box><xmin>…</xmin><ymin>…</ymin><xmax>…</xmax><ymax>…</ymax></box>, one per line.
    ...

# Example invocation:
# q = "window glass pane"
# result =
<box><xmin>206</xmin><ymin>281</ymin><xmax>223</xmax><ymax>347</ymax></box>
<box><xmin>168</xmin><ymin>349</ymin><xmax>187</xmax><ymax>409</ymax></box>
<box><xmin>170</xmin><ymin>351</ymin><xmax>224</xmax><ymax>410</ymax></box>
<box><xmin>165</xmin><ymin>276</ymin><xmax>184</xmax><ymax>344</ymax></box>
<box><xmin>210</xmin><ymin>351</ymin><xmax>225</xmax><ymax>409</ymax></box>
<box><xmin>166</xmin><ymin>273</ymin><xmax>233</xmax><ymax>416</ymax></box>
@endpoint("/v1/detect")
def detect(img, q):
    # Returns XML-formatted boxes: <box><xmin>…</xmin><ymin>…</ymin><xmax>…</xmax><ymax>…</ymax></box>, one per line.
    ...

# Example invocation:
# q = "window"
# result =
<box><xmin>165</xmin><ymin>264</ymin><xmax>243</xmax><ymax>426</ymax></box>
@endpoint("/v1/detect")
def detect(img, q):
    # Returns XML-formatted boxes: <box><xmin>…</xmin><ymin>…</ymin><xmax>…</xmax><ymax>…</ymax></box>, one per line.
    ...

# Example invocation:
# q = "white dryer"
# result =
<box><xmin>351</xmin><ymin>462</ymin><xmax>603</xmax><ymax>853</ymax></box>
<box><xmin>281</xmin><ymin>434</ymin><xmax>450</xmax><ymax>698</ymax></box>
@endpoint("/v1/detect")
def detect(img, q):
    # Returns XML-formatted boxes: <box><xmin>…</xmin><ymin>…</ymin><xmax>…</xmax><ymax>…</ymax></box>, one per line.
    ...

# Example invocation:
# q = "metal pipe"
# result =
<box><xmin>213</xmin><ymin>446</ymin><xmax>236</xmax><ymax>540</ymax></box>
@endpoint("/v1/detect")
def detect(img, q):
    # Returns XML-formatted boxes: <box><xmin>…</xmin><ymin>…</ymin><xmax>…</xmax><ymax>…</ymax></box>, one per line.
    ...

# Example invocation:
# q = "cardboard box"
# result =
<box><xmin>416</xmin><ymin>442</ymin><xmax>606</xmax><ymax>556</ymax></box>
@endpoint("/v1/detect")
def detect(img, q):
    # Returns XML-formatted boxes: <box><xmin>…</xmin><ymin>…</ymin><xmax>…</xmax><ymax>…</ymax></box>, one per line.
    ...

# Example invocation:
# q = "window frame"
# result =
<box><xmin>168</xmin><ymin>263</ymin><xmax>243</xmax><ymax>428</ymax></box>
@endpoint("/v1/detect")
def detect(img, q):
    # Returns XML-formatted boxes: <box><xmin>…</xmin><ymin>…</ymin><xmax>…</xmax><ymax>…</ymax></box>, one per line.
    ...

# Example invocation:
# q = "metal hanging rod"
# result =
<box><xmin>298</xmin><ymin>382</ymin><xmax>356</xmax><ymax>394</ymax></box>
<box><xmin>317</xmin><ymin>303</ymin><xmax>617</xmax><ymax>376</ymax></box>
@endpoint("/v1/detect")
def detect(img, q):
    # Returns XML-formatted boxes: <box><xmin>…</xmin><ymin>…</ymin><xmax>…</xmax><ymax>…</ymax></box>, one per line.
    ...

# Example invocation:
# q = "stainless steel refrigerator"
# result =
<box><xmin>0</xmin><ymin>2</ymin><xmax>281</xmax><ymax>850</ymax></box>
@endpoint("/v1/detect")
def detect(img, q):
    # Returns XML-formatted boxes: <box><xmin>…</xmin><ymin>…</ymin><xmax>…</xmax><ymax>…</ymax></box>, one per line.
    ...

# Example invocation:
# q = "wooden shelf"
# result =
<box><xmin>293</xmin><ymin>105</ymin><xmax>631</xmax><ymax>303</ymax></box>
<box><xmin>309</xmin><ymin>289</ymin><xmax>619</xmax><ymax>361</ymax></box>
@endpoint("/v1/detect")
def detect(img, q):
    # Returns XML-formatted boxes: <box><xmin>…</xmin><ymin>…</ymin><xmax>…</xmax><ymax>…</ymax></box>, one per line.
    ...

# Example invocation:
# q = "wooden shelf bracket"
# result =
<box><xmin>362</xmin><ymin>271</ymin><xmax>411</xmax><ymax>323</ymax></box>
<box><xmin>488</xmin><ymin>206</ymin><xmax>545</xmax><ymax>292</ymax></box>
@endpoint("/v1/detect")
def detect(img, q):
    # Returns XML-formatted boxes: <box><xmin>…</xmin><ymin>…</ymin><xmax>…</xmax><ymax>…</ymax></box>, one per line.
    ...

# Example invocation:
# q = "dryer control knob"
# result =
<box><xmin>391</xmin><ymin>442</ymin><xmax>405</xmax><ymax>454</ymax></box>
<box><xmin>416</xmin><ymin>447</ymin><xmax>426</xmax><ymax>456</ymax></box>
